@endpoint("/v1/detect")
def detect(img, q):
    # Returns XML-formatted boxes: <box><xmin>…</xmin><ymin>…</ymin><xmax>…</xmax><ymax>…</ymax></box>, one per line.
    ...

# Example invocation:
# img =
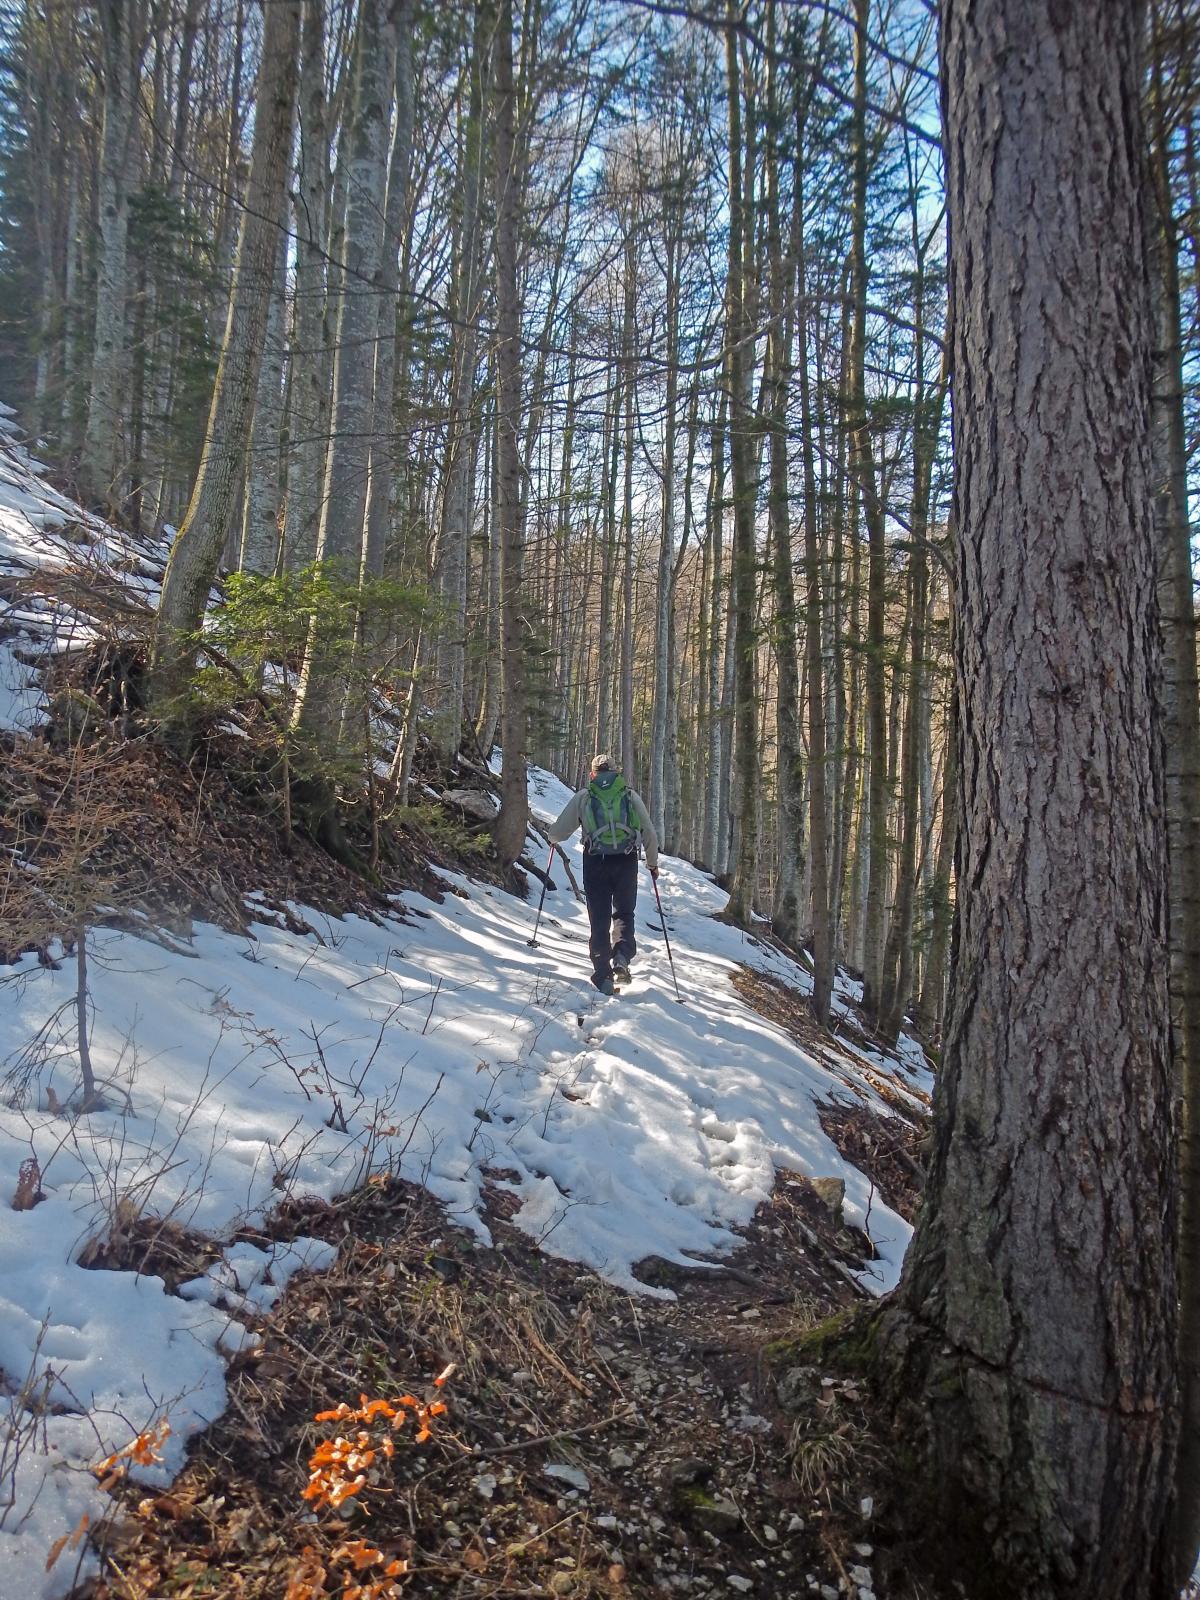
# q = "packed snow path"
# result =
<box><xmin>0</xmin><ymin>774</ymin><xmax>929</xmax><ymax>1599</ymax></box>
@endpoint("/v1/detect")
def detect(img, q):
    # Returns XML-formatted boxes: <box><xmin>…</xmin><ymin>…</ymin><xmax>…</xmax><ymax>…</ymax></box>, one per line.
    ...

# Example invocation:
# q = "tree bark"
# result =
<box><xmin>283</xmin><ymin>0</ymin><xmax>331</xmax><ymax>573</ymax></box>
<box><xmin>491</xmin><ymin>0</ymin><xmax>529</xmax><ymax>870</ymax></box>
<box><xmin>430</xmin><ymin>7</ymin><xmax>489</xmax><ymax>763</ymax></box>
<box><xmin>847</xmin><ymin>0</ymin><xmax>888</xmax><ymax>1025</ymax></box>
<box><xmin>793</xmin><ymin>97</ymin><xmax>833</xmax><ymax>1024</ymax></box>
<box><xmin>149</xmin><ymin>0</ymin><xmax>301</xmax><ymax>713</ymax></box>
<box><xmin>1147</xmin><ymin>36</ymin><xmax>1200</xmax><ymax>1578</ymax></box>
<box><xmin>879</xmin><ymin>4</ymin><xmax>1177</xmax><ymax>1595</ymax></box>
<box><xmin>290</xmin><ymin>0</ymin><xmax>398</xmax><ymax>768</ymax></box>
<box><xmin>722</xmin><ymin>8</ymin><xmax>759</xmax><ymax>925</ymax></box>
<box><xmin>82</xmin><ymin>0</ymin><xmax>139</xmax><ymax>512</ymax></box>
<box><xmin>239</xmin><ymin>227</ymin><xmax>288</xmax><ymax>575</ymax></box>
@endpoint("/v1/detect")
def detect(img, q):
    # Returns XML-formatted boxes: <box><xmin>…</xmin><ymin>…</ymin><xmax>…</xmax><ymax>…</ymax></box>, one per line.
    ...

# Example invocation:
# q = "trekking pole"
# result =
<box><xmin>650</xmin><ymin>869</ymin><xmax>681</xmax><ymax>1002</ymax></box>
<box><xmin>528</xmin><ymin>844</ymin><xmax>556</xmax><ymax>948</ymax></box>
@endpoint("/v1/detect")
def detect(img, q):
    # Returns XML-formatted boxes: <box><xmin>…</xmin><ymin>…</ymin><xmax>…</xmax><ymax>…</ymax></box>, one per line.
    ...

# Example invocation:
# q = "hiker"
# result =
<box><xmin>548</xmin><ymin>754</ymin><xmax>659</xmax><ymax>995</ymax></box>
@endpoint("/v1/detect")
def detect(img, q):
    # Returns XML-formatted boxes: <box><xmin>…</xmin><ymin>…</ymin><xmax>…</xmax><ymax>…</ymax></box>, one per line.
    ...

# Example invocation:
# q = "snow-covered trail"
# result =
<box><xmin>507</xmin><ymin>765</ymin><xmax>919</xmax><ymax>1294</ymax></box>
<box><xmin>0</xmin><ymin>420</ymin><xmax>931</xmax><ymax>1595</ymax></box>
<box><xmin>0</xmin><ymin>775</ymin><xmax>928</xmax><ymax>1598</ymax></box>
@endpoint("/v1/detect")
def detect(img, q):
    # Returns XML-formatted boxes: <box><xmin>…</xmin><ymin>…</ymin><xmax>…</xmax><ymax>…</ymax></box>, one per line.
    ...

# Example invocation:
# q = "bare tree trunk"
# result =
<box><xmin>793</xmin><ymin>103</ymin><xmax>833</xmax><ymax>1024</ymax></box>
<box><xmin>362</xmin><ymin>0</ymin><xmax>415</xmax><ymax>584</ymax></box>
<box><xmin>847</xmin><ymin>0</ymin><xmax>888</xmax><ymax>1024</ymax></box>
<box><xmin>149</xmin><ymin>0</ymin><xmax>301</xmax><ymax>713</ymax></box>
<box><xmin>879</xmin><ymin>5</ymin><xmax>1177</xmax><ymax>1594</ymax></box>
<box><xmin>430</xmin><ymin>8</ymin><xmax>488</xmax><ymax>763</ymax></box>
<box><xmin>291</xmin><ymin>0</ymin><xmax>399</xmax><ymax>765</ymax></box>
<box><xmin>723</xmin><ymin>6</ymin><xmax>759</xmax><ymax>925</ymax></box>
<box><xmin>650</xmin><ymin>223</ymin><xmax>680</xmax><ymax>837</ymax></box>
<box><xmin>764</xmin><ymin>31</ymin><xmax>802</xmax><ymax>948</ymax></box>
<box><xmin>491</xmin><ymin>0</ymin><xmax>528</xmax><ymax>870</ymax></box>
<box><xmin>240</xmin><ymin>228</ymin><xmax>288</xmax><ymax>574</ymax></box>
<box><xmin>596</xmin><ymin>368</ymin><xmax>618</xmax><ymax>755</ymax></box>
<box><xmin>82</xmin><ymin>0</ymin><xmax>138</xmax><ymax>512</ymax></box>
<box><xmin>283</xmin><ymin>0</ymin><xmax>331</xmax><ymax>572</ymax></box>
<box><xmin>702</xmin><ymin>392</ymin><xmax>727</xmax><ymax>870</ymax></box>
<box><xmin>620</xmin><ymin>224</ymin><xmax>636</xmax><ymax>780</ymax></box>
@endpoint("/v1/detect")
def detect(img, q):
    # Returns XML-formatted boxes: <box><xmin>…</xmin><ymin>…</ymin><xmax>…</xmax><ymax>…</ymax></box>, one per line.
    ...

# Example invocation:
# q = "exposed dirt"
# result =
<box><xmin>0</xmin><ymin>708</ymin><xmax>524</xmax><ymax>967</ymax></box>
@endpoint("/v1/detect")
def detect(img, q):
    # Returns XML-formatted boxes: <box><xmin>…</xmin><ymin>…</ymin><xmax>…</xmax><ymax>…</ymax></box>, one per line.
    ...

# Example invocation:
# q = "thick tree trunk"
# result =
<box><xmin>879</xmin><ymin>5</ymin><xmax>1177</xmax><ymax>1596</ymax></box>
<box><xmin>1147</xmin><ymin>75</ymin><xmax>1200</xmax><ymax>1582</ymax></box>
<box><xmin>491</xmin><ymin>0</ymin><xmax>528</xmax><ymax>870</ymax></box>
<box><xmin>149</xmin><ymin>0</ymin><xmax>301</xmax><ymax>713</ymax></box>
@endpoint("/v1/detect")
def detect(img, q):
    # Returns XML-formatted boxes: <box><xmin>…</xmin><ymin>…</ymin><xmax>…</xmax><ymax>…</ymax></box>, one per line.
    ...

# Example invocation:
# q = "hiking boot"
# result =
<box><xmin>590</xmin><ymin>973</ymin><xmax>615</xmax><ymax>996</ymax></box>
<box><xmin>612</xmin><ymin>961</ymin><xmax>632</xmax><ymax>986</ymax></box>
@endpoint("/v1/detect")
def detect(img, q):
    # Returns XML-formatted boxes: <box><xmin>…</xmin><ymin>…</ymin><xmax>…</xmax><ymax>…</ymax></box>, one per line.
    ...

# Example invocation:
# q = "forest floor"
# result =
<box><xmin>78</xmin><ymin>1146</ymin><xmax>916</xmax><ymax>1600</ymax></box>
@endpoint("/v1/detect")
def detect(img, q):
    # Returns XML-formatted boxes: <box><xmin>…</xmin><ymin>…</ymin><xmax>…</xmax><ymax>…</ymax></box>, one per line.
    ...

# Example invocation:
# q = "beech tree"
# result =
<box><xmin>876</xmin><ymin>3</ymin><xmax>1178</xmax><ymax>1596</ymax></box>
<box><xmin>149</xmin><ymin>0</ymin><xmax>301</xmax><ymax>715</ymax></box>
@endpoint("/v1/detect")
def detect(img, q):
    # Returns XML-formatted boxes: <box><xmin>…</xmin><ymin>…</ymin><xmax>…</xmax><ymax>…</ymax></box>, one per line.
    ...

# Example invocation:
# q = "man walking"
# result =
<box><xmin>548</xmin><ymin>754</ymin><xmax>659</xmax><ymax>995</ymax></box>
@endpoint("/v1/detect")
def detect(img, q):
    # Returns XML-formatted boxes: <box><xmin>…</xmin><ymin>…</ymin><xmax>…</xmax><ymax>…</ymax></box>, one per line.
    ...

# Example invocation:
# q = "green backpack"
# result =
<box><xmin>583</xmin><ymin>772</ymin><xmax>639</xmax><ymax>855</ymax></box>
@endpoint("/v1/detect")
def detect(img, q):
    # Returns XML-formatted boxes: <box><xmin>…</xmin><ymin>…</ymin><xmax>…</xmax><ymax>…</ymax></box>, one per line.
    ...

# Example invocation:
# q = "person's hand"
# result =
<box><xmin>649</xmin><ymin>865</ymin><xmax>659</xmax><ymax>882</ymax></box>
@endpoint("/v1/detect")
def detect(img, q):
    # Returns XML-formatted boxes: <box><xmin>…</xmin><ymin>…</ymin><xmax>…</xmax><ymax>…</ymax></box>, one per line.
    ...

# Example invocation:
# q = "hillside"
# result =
<box><xmin>0</xmin><ymin>430</ymin><xmax>930</xmax><ymax>1599</ymax></box>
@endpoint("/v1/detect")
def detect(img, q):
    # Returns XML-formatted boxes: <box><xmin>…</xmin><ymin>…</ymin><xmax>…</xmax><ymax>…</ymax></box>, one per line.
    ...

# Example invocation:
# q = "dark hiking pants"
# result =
<box><xmin>582</xmin><ymin>851</ymin><xmax>638</xmax><ymax>984</ymax></box>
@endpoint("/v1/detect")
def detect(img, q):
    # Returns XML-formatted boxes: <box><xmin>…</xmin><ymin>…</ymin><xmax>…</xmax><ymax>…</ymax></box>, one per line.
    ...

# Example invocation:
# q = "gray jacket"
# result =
<box><xmin>548</xmin><ymin>784</ymin><xmax>659</xmax><ymax>870</ymax></box>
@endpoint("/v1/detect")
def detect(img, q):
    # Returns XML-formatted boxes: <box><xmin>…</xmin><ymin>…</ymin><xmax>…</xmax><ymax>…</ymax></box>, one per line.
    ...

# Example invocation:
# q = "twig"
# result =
<box><xmin>471</xmin><ymin>1405</ymin><xmax>637</xmax><ymax>1458</ymax></box>
<box><xmin>268</xmin><ymin>1324</ymin><xmax>359</xmax><ymax>1390</ymax></box>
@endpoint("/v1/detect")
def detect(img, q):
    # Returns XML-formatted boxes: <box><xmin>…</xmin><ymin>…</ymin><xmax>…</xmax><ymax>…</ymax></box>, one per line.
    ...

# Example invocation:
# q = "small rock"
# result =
<box><xmin>682</xmin><ymin>1494</ymin><xmax>741</xmax><ymax>1537</ymax></box>
<box><xmin>860</xmin><ymin>1495</ymin><xmax>874</xmax><ymax>1519</ymax></box>
<box><xmin>852</xmin><ymin>1545</ymin><xmax>873</xmax><ymax>1559</ymax></box>
<box><xmin>445</xmin><ymin>788</ymin><xmax>499</xmax><ymax>821</ymax></box>
<box><xmin>777</xmin><ymin>1367</ymin><xmax>819</xmax><ymax>1412</ymax></box>
<box><xmin>668</xmin><ymin>1456</ymin><xmax>715</xmax><ymax>1487</ymax></box>
<box><xmin>849</xmin><ymin>1567</ymin><xmax>872</xmax><ymax>1588</ymax></box>
<box><xmin>727</xmin><ymin>1578</ymin><xmax>754</xmax><ymax>1594</ymax></box>
<box><xmin>809</xmin><ymin>1176</ymin><xmax>846</xmax><ymax>1223</ymax></box>
<box><xmin>820</xmin><ymin>1587</ymin><xmax>839</xmax><ymax>1600</ymax></box>
<box><xmin>472</xmin><ymin>1475</ymin><xmax>497</xmax><ymax>1501</ymax></box>
<box><xmin>549</xmin><ymin>1574</ymin><xmax>576</xmax><ymax>1596</ymax></box>
<box><xmin>596</xmin><ymin>1514</ymin><xmax>619</xmax><ymax>1530</ymax></box>
<box><xmin>735</xmin><ymin>1412</ymin><xmax>771</xmax><ymax>1435</ymax></box>
<box><xmin>762</xmin><ymin>1526</ymin><xmax>778</xmax><ymax>1543</ymax></box>
<box><xmin>786</xmin><ymin>1513</ymin><xmax>806</xmax><ymax>1534</ymax></box>
<box><xmin>609</xmin><ymin>1447</ymin><xmax>635</xmax><ymax>1470</ymax></box>
<box><xmin>545</xmin><ymin>1464</ymin><xmax>590</xmax><ymax>1494</ymax></box>
<box><xmin>740</xmin><ymin>1307</ymin><xmax>762</xmax><ymax>1320</ymax></box>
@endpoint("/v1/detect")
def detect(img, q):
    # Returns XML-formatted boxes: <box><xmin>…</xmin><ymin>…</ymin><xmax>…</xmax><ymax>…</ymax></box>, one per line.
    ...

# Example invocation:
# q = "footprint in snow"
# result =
<box><xmin>700</xmin><ymin>1116</ymin><xmax>737</xmax><ymax>1143</ymax></box>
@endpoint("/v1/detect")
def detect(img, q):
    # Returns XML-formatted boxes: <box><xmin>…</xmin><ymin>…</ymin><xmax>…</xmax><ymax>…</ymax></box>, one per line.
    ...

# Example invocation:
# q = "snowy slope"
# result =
<box><xmin>0</xmin><ymin>424</ymin><xmax>932</xmax><ymax>1597</ymax></box>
